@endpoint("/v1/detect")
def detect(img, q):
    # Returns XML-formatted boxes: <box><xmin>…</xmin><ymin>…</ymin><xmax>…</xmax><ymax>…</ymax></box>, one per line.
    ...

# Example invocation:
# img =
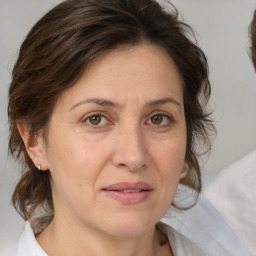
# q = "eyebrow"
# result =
<box><xmin>145</xmin><ymin>98</ymin><xmax>181</xmax><ymax>109</ymax></box>
<box><xmin>70</xmin><ymin>98</ymin><xmax>120</xmax><ymax>110</ymax></box>
<box><xmin>70</xmin><ymin>97</ymin><xmax>181</xmax><ymax>111</ymax></box>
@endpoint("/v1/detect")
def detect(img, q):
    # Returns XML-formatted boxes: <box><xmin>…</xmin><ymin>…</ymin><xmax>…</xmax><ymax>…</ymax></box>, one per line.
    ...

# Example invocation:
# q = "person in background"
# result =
<box><xmin>204</xmin><ymin>10</ymin><xmax>256</xmax><ymax>255</ymax></box>
<box><xmin>250</xmin><ymin>11</ymin><xmax>256</xmax><ymax>69</ymax></box>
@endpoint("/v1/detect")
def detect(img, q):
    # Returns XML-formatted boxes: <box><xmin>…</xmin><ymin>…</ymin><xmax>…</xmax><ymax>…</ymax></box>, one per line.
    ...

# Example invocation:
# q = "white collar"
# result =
<box><xmin>17</xmin><ymin>221</ymin><xmax>47</xmax><ymax>256</ymax></box>
<box><xmin>16</xmin><ymin>221</ymin><xmax>204</xmax><ymax>256</ymax></box>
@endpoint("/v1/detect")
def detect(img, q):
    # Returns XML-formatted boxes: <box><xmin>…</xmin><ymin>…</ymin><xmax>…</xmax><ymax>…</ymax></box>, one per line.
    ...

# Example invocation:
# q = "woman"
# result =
<box><xmin>8</xmin><ymin>0</ymin><xmax>214</xmax><ymax>255</ymax></box>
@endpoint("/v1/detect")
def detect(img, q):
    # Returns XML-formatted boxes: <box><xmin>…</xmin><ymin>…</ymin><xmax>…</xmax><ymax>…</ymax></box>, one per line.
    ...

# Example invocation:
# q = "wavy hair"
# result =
<box><xmin>8</xmin><ymin>0</ymin><xmax>215</xmax><ymax>224</ymax></box>
<box><xmin>250</xmin><ymin>10</ymin><xmax>256</xmax><ymax>70</ymax></box>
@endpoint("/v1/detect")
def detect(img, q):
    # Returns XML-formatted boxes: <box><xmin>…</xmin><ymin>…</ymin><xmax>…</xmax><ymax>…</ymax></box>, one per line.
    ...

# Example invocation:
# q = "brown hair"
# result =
<box><xmin>250</xmin><ymin>10</ymin><xmax>256</xmax><ymax>70</ymax></box>
<box><xmin>8</xmin><ymin>0</ymin><xmax>214</xmax><ymax>221</ymax></box>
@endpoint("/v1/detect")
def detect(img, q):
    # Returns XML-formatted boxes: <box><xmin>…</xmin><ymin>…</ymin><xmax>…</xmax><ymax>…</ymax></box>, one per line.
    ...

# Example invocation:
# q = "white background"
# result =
<box><xmin>1</xmin><ymin>0</ymin><xmax>256</xmax><ymax>250</ymax></box>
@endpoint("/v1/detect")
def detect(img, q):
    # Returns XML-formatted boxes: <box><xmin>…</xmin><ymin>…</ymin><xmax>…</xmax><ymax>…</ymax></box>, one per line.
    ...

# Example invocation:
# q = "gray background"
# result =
<box><xmin>1</xmin><ymin>0</ymin><xmax>256</xmax><ymax>250</ymax></box>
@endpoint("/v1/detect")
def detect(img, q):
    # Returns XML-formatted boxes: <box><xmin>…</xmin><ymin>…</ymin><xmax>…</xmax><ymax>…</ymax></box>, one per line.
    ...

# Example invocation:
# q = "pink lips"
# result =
<box><xmin>102</xmin><ymin>182</ymin><xmax>153</xmax><ymax>205</ymax></box>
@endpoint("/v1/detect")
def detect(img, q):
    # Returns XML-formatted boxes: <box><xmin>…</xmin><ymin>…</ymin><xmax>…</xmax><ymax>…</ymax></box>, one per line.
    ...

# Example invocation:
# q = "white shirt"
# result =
<box><xmin>205</xmin><ymin>149</ymin><xmax>256</xmax><ymax>255</ymax></box>
<box><xmin>162</xmin><ymin>196</ymin><xmax>253</xmax><ymax>256</ymax></box>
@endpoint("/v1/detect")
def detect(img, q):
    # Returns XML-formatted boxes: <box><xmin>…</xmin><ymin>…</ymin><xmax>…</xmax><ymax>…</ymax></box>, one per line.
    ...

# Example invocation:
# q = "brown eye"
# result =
<box><xmin>83</xmin><ymin>113</ymin><xmax>110</xmax><ymax>129</ymax></box>
<box><xmin>146</xmin><ymin>113</ymin><xmax>173</xmax><ymax>127</ymax></box>
<box><xmin>88</xmin><ymin>115</ymin><xmax>102</xmax><ymax>125</ymax></box>
<box><xmin>151</xmin><ymin>114</ymin><xmax>163</xmax><ymax>125</ymax></box>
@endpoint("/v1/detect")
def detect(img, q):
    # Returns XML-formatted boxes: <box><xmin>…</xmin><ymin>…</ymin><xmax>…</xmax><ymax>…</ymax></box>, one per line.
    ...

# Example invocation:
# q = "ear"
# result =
<box><xmin>180</xmin><ymin>162</ymin><xmax>188</xmax><ymax>180</ymax></box>
<box><xmin>181</xmin><ymin>163</ymin><xmax>187</xmax><ymax>173</ymax></box>
<box><xmin>17</xmin><ymin>123</ymin><xmax>49</xmax><ymax>171</ymax></box>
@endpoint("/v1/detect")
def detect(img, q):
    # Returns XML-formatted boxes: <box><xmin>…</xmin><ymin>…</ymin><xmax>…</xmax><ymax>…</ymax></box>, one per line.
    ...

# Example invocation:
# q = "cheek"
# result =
<box><xmin>46</xmin><ymin>144</ymin><xmax>99</xmax><ymax>210</ymax></box>
<box><xmin>46</xmin><ymin>135</ymin><xmax>110</xmax><ymax>191</ymax></box>
<box><xmin>147</xmin><ymin>137</ymin><xmax>186</xmax><ymax>218</ymax></box>
<box><xmin>155</xmin><ymin>138</ymin><xmax>186</xmax><ymax>169</ymax></box>
<box><xmin>152</xmin><ymin>135</ymin><xmax>186</xmax><ymax>191</ymax></box>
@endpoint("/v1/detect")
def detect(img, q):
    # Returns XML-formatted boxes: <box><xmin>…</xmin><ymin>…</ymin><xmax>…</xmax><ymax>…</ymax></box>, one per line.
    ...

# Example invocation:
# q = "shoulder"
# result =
<box><xmin>162</xmin><ymin>223</ymin><xmax>205</xmax><ymax>256</ymax></box>
<box><xmin>205</xmin><ymin>149</ymin><xmax>256</xmax><ymax>254</ymax></box>
<box><xmin>161</xmin><ymin>195</ymin><xmax>253</xmax><ymax>256</ymax></box>
<box><xmin>206</xmin><ymin>149</ymin><xmax>256</xmax><ymax>204</ymax></box>
<box><xmin>16</xmin><ymin>221</ymin><xmax>48</xmax><ymax>256</ymax></box>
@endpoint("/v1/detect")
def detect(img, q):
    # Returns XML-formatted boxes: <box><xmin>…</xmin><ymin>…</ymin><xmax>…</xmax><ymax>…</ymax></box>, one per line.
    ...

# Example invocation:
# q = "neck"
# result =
<box><xmin>36</xmin><ymin>217</ymin><xmax>168</xmax><ymax>256</ymax></box>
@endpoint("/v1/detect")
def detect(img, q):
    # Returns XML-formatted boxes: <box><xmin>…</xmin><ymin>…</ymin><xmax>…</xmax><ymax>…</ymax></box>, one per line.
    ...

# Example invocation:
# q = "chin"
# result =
<box><xmin>100</xmin><ymin>212</ymin><xmax>157</xmax><ymax>237</ymax></box>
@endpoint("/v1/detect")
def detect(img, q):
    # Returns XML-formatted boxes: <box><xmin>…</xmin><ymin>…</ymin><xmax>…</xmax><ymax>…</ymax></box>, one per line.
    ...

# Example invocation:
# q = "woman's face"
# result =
<box><xmin>42</xmin><ymin>44</ymin><xmax>187</xmax><ymax>236</ymax></box>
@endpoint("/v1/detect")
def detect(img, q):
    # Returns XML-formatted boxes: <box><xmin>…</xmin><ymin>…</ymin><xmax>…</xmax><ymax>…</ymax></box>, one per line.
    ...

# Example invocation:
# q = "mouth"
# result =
<box><xmin>102</xmin><ymin>182</ymin><xmax>153</xmax><ymax>205</ymax></box>
<box><xmin>119</xmin><ymin>189</ymin><xmax>143</xmax><ymax>193</ymax></box>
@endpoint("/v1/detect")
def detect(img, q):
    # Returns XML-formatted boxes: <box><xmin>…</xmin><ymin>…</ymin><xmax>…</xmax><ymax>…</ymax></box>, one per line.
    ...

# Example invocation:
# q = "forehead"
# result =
<box><xmin>86</xmin><ymin>43</ymin><xmax>181</xmax><ymax>81</ymax></box>
<box><xmin>57</xmin><ymin>44</ymin><xmax>184</xmax><ymax>108</ymax></box>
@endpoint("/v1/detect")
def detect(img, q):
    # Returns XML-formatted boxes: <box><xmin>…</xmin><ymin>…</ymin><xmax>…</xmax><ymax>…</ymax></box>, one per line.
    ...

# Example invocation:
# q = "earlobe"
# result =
<box><xmin>180</xmin><ymin>162</ymin><xmax>188</xmax><ymax>179</ymax></box>
<box><xmin>17</xmin><ymin>123</ymin><xmax>49</xmax><ymax>171</ymax></box>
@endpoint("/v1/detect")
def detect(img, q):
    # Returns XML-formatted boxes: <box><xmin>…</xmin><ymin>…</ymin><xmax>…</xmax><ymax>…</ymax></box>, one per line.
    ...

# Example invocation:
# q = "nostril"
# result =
<box><xmin>117</xmin><ymin>163</ymin><xmax>126</xmax><ymax>168</ymax></box>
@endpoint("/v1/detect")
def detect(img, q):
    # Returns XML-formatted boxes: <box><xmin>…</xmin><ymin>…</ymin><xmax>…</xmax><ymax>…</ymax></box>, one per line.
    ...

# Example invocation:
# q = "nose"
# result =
<box><xmin>111</xmin><ymin>126</ymin><xmax>148</xmax><ymax>172</ymax></box>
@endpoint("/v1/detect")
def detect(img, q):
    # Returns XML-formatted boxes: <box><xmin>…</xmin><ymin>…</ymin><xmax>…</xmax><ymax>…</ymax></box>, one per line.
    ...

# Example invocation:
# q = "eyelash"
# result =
<box><xmin>82</xmin><ymin>112</ymin><xmax>111</xmax><ymax>128</ymax></box>
<box><xmin>146</xmin><ymin>112</ymin><xmax>174</xmax><ymax>126</ymax></box>
<box><xmin>82</xmin><ymin>112</ymin><xmax>174</xmax><ymax>129</ymax></box>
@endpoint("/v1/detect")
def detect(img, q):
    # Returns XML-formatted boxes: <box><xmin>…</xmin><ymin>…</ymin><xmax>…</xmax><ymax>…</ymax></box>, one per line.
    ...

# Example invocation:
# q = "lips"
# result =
<box><xmin>102</xmin><ymin>182</ymin><xmax>153</xmax><ymax>205</ymax></box>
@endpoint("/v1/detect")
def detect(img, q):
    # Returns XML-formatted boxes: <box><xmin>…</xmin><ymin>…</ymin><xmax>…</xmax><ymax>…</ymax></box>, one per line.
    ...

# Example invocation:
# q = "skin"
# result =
<box><xmin>19</xmin><ymin>44</ymin><xmax>187</xmax><ymax>256</ymax></box>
